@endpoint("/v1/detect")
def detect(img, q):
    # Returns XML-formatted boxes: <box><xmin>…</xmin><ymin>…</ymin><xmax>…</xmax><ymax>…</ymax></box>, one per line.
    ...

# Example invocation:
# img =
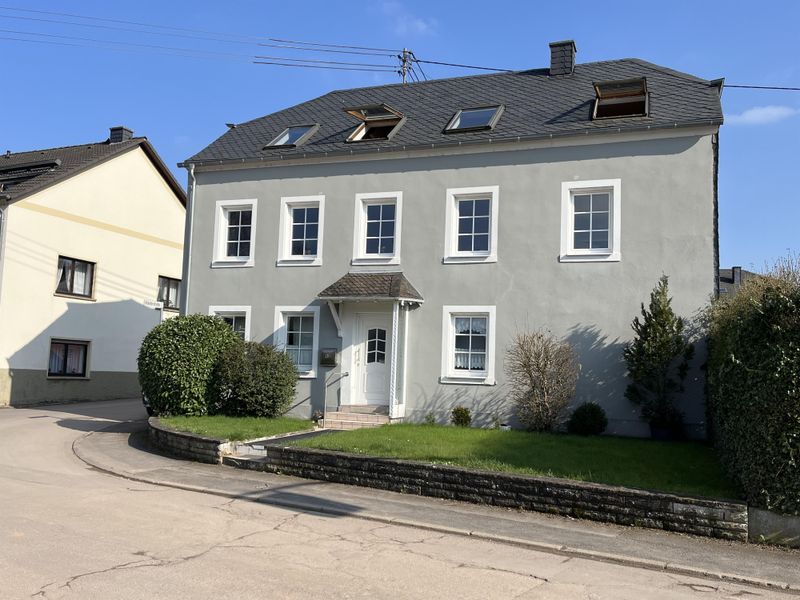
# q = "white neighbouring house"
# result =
<box><xmin>0</xmin><ymin>127</ymin><xmax>186</xmax><ymax>406</ymax></box>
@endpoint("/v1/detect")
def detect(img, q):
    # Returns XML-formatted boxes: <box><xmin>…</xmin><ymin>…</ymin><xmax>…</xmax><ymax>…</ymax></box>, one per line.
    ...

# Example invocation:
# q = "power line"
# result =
<box><xmin>0</xmin><ymin>4</ymin><xmax>269</xmax><ymax>41</ymax></box>
<box><xmin>267</xmin><ymin>37</ymin><xmax>400</xmax><ymax>53</ymax></box>
<box><xmin>253</xmin><ymin>60</ymin><xmax>397</xmax><ymax>73</ymax></box>
<box><xmin>726</xmin><ymin>84</ymin><xmax>800</xmax><ymax>91</ymax></box>
<box><xmin>414</xmin><ymin>58</ymin><xmax>513</xmax><ymax>72</ymax></box>
<box><xmin>257</xmin><ymin>41</ymin><xmax>396</xmax><ymax>58</ymax></box>
<box><xmin>254</xmin><ymin>54</ymin><xmax>396</xmax><ymax>68</ymax></box>
<box><xmin>0</xmin><ymin>27</ymin><xmax>250</xmax><ymax>58</ymax></box>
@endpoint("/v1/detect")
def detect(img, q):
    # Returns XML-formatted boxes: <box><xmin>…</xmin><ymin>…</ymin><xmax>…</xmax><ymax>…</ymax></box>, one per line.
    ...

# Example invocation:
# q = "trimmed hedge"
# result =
<box><xmin>209</xmin><ymin>341</ymin><xmax>298</xmax><ymax>418</ymax></box>
<box><xmin>138</xmin><ymin>314</ymin><xmax>239</xmax><ymax>416</ymax></box>
<box><xmin>708</xmin><ymin>278</ymin><xmax>800</xmax><ymax>515</ymax></box>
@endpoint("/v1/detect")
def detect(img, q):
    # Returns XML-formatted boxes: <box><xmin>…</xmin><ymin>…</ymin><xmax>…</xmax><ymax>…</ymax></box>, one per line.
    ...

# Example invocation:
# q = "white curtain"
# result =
<box><xmin>48</xmin><ymin>343</ymin><xmax>65</xmax><ymax>374</ymax></box>
<box><xmin>73</xmin><ymin>262</ymin><xmax>89</xmax><ymax>295</ymax></box>
<box><xmin>56</xmin><ymin>258</ymin><xmax>68</xmax><ymax>293</ymax></box>
<box><xmin>66</xmin><ymin>344</ymin><xmax>86</xmax><ymax>375</ymax></box>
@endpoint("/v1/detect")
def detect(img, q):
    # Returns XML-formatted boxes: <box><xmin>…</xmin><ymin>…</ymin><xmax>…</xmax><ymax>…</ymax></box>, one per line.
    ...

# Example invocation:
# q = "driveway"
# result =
<box><xmin>0</xmin><ymin>399</ymin><xmax>796</xmax><ymax>599</ymax></box>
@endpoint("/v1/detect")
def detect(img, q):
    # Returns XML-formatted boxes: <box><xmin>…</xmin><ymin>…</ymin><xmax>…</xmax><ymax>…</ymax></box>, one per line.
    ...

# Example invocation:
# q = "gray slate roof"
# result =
<box><xmin>718</xmin><ymin>268</ymin><xmax>759</xmax><ymax>296</ymax></box>
<box><xmin>185</xmin><ymin>58</ymin><xmax>723</xmax><ymax>167</ymax></box>
<box><xmin>1</xmin><ymin>138</ymin><xmax>186</xmax><ymax>204</ymax></box>
<box><xmin>318</xmin><ymin>272</ymin><xmax>423</xmax><ymax>302</ymax></box>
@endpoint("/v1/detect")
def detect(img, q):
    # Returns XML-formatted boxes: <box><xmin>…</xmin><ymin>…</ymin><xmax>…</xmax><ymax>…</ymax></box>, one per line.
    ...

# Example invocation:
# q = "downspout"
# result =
<box><xmin>181</xmin><ymin>164</ymin><xmax>196</xmax><ymax>315</ymax></box>
<box><xmin>0</xmin><ymin>202</ymin><xmax>8</xmax><ymax>305</ymax></box>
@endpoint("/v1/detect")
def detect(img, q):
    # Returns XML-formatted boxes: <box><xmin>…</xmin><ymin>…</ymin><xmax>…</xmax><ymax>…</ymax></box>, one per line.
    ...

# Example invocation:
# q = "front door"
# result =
<box><xmin>355</xmin><ymin>313</ymin><xmax>391</xmax><ymax>405</ymax></box>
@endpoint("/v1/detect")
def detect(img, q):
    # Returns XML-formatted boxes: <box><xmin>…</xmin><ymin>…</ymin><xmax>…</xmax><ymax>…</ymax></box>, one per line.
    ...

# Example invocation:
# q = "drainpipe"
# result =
<box><xmin>0</xmin><ymin>203</ymin><xmax>7</xmax><ymax>306</ymax></box>
<box><xmin>181</xmin><ymin>164</ymin><xmax>196</xmax><ymax>314</ymax></box>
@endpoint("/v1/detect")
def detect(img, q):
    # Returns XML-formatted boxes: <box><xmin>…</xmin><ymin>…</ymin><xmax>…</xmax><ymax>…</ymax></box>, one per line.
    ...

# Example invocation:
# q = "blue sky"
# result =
<box><xmin>2</xmin><ymin>0</ymin><xmax>798</xmax><ymax>269</ymax></box>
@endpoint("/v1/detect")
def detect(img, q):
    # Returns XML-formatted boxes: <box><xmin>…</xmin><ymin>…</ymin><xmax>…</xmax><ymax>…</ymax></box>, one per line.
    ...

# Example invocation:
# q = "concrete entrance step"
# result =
<box><xmin>322</xmin><ymin>410</ymin><xmax>389</xmax><ymax>430</ymax></box>
<box><xmin>338</xmin><ymin>405</ymin><xmax>389</xmax><ymax>415</ymax></box>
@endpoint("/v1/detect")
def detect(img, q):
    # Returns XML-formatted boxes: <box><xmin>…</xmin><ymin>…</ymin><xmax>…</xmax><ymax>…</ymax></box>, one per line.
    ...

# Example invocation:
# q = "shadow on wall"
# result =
<box><xmin>406</xmin><ymin>383</ymin><xmax>514</xmax><ymax>428</ymax></box>
<box><xmin>5</xmin><ymin>299</ymin><xmax>161</xmax><ymax>407</ymax></box>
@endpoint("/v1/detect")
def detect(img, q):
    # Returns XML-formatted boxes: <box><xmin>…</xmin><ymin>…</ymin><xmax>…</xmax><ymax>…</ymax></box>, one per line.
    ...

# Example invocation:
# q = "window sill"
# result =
<box><xmin>559</xmin><ymin>252</ymin><xmax>620</xmax><ymax>263</ymax></box>
<box><xmin>47</xmin><ymin>375</ymin><xmax>90</xmax><ymax>381</ymax></box>
<box><xmin>439</xmin><ymin>375</ymin><xmax>495</xmax><ymax>386</ymax></box>
<box><xmin>54</xmin><ymin>292</ymin><xmax>96</xmax><ymax>302</ymax></box>
<box><xmin>442</xmin><ymin>255</ymin><xmax>497</xmax><ymax>265</ymax></box>
<box><xmin>351</xmin><ymin>256</ymin><xmax>400</xmax><ymax>266</ymax></box>
<box><xmin>276</xmin><ymin>257</ymin><xmax>322</xmax><ymax>267</ymax></box>
<box><xmin>298</xmin><ymin>371</ymin><xmax>317</xmax><ymax>379</ymax></box>
<box><xmin>211</xmin><ymin>259</ymin><xmax>254</xmax><ymax>269</ymax></box>
<box><xmin>161</xmin><ymin>307</ymin><xmax>180</xmax><ymax>313</ymax></box>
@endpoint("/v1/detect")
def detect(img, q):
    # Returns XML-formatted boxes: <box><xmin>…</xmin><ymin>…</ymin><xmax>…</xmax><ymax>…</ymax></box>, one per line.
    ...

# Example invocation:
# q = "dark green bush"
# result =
<box><xmin>210</xmin><ymin>341</ymin><xmax>298</xmax><ymax>418</ymax></box>
<box><xmin>567</xmin><ymin>402</ymin><xmax>608</xmax><ymax>436</ymax></box>
<box><xmin>624</xmin><ymin>275</ymin><xmax>694</xmax><ymax>431</ymax></box>
<box><xmin>708</xmin><ymin>277</ymin><xmax>800</xmax><ymax>514</ymax></box>
<box><xmin>451</xmin><ymin>405</ymin><xmax>472</xmax><ymax>427</ymax></box>
<box><xmin>138</xmin><ymin>314</ymin><xmax>239</xmax><ymax>416</ymax></box>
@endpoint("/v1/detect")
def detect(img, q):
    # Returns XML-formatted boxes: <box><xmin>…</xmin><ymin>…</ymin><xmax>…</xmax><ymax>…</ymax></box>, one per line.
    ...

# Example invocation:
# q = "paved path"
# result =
<box><xmin>1</xmin><ymin>399</ymin><xmax>798</xmax><ymax>599</ymax></box>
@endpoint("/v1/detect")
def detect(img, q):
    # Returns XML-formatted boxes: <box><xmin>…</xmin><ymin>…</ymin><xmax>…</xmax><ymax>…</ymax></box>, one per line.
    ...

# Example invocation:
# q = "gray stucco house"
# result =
<box><xmin>180</xmin><ymin>41</ymin><xmax>723</xmax><ymax>437</ymax></box>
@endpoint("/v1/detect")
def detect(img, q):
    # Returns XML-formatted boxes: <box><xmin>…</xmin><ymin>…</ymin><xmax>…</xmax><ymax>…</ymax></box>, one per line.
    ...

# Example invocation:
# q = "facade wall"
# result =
<box><xmin>186</xmin><ymin>132</ymin><xmax>715</xmax><ymax>437</ymax></box>
<box><xmin>0</xmin><ymin>147</ymin><xmax>185</xmax><ymax>406</ymax></box>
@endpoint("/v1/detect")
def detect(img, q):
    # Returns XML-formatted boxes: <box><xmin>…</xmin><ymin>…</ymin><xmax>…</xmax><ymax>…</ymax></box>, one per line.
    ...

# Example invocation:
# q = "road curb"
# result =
<box><xmin>72</xmin><ymin>427</ymin><xmax>799</xmax><ymax>595</ymax></box>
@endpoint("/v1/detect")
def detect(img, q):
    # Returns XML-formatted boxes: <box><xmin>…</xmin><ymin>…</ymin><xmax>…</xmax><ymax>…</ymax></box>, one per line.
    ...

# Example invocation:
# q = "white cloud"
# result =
<box><xmin>726</xmin><ymin>105</ymin><xmax>798</xmax><ymax>126</ymax></box>
<box><xmin>382</xmin><ymin>1</ymin><xmax>437</xmax><ymax>36</ymax></box>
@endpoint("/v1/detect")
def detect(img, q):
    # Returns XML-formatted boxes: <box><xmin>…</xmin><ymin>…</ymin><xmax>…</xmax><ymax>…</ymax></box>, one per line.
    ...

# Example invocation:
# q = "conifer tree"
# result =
<box><xmin>623</xmin><ymin>275</ymin><xmax>694</xmax><ymax>429</ymax></box>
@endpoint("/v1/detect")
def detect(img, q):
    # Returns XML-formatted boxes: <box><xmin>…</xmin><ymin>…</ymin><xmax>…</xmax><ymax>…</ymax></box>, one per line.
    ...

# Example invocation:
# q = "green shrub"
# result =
<box><xmin>623</xmin><ymin>275</ymin><xmax>694</xmax><ymax>432</ymax></box>
<box><xmin>451</xmin><ymin>406</ymin><xmax>472</xmax><ymax>427</ymax></box>
<box><xmin>209</xmin><ymin>341</ymin><xmax>298</xmax><ymax>418</ymax></box>
<box><xmin>567</xmin><ymin>402</ymin><xmax>608</xmax><ymax>436</ymax></box>
<box><xmin>708</xmin><ymin>273</ymin><xmax>800</xmax><ymax>514</ymax></box>
<box><xmin>138</xmin><ymin>314</ymin><xmax>239</xmax><ymax>416</ymax></box>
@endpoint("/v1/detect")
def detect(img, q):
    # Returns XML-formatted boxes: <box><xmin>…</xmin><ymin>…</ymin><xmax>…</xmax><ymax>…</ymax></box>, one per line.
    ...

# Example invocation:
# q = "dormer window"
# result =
<box><xmin>344</xmin><ymin>104</ymin><xmax>404</xmax><ymax>142</ymax></box>
<box><xmin>264</xmin><ymin>124</ymin><xmax>318</xmax><ymax>149</ymax></box>
<box><xmin>593</xmin><ymin>78</ymin><xmax>648</xmax><ymax>119</ymax></box>
<box><xmin>444</xmin><ymin>105</ymin><xmax>503</xmax><ymax>133</ymax></box>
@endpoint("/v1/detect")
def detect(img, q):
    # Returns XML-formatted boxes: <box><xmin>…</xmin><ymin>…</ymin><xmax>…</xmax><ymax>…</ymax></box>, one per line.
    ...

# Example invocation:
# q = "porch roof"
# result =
<box><xmin>318</xmin><ymin>272</ymin><xmax>423</xmax><ymax>303</ymax></box>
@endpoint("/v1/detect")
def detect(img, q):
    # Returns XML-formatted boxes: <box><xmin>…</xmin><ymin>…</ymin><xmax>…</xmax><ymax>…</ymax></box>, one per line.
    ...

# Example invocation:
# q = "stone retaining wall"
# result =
<box><xmin>224</xmin><ymin>445</ymin><xmax>748</xmax><ymax>541</ymax></box>
<box><xmin>148</xmin><ymin>417</ymin><xmax>231</xmax><ymax>464</ymax></box>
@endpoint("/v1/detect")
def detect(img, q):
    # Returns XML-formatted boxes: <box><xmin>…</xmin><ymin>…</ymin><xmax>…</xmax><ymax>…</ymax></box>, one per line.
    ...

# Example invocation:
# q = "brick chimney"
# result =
<box><xmin>549</xmin><ymin>40</ymin><xmax>576</xmax><ymax>76</ymax></box>
<box><xmin>109</xmin><ymin>126</ymin><xmax>134</xmax><ymax>144</ymax></box>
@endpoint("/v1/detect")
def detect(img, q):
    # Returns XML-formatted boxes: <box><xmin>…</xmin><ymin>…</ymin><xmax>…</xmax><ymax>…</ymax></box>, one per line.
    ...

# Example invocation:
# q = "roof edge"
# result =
<box><xmin>180</xmin><ymin>119</ymin><xmax>722</xmax><ymax>170</ymax></box>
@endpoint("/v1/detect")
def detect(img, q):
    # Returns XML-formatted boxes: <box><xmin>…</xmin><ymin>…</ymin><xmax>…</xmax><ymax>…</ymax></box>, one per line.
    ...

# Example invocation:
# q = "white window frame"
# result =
<box><xmin>274</xmin><ymin>305</ymin><xmax>320</xmax><ymax>379</ymax></box>
<box><xmin>351</xmin><ymin>191</ymin><xmax>403</xmax><ymax>266</ymax></box>
<box><xmin>440</xmin><ymin>305</ymin><xmax>496</xmax><ymax>385</ymax></box>
<box><xmin>559</xmin><ymin>179</ymin><xmax>621</xmax><ymax>262</ymax></box>
<box><xmin>212</xmin><ymin>199</ymin><xmax>257</xmax><ymax>268</ymax></box>
<box><xmin>277</xmin><ymin>195</ymin><xmax>325</xmax><ymax>267</ymax></box>
<box><xmin>443</xmin><ymin>185</ymin><xmax>499</xmax><ymax>264</ymax></box>
<box><xmin>209</xmin><ymin>305</ymin><xmax>252</xmax><ymax>341</ymax></box>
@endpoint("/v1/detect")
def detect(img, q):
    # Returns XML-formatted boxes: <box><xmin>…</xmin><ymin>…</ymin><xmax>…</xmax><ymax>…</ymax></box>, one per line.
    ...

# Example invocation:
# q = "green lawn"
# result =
<box><xmin>294</xmin><ymin>424</ymin><xmax>739</xmax><ymax>499</ymax></box>
<box><xmin>159</xmin><ymin>415</ymin><xmax>313</xmax><ymax>441</ymax></box>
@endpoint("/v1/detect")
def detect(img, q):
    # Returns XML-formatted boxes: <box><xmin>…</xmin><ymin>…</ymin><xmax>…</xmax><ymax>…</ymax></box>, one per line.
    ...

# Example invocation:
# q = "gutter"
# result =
<box><xmin>179</xmin><ymin>118</ymin><xmax>724</xmax><ymax>170</ymax></box>
<box><xmin>181</xmin><ymin>164</ymin><xmax>196</xmax><ymax>315</ymax></box>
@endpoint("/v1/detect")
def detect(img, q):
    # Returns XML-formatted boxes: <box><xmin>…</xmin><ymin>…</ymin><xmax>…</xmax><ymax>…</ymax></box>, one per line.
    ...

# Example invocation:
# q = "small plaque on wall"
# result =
<box><xmin>319</xmin><ymin>348</ymin><xmax>337</xmax><ymax>367</ymax></box>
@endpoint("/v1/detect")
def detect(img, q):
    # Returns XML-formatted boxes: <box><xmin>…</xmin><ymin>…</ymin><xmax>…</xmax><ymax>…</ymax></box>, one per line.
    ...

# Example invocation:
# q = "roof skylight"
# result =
<box><xmin>445</xmin><ymin>106</ymin><xmax>503</xmax><ymax>132</ymax></box>
<box><xmin>593</xmin><ymin>78</ymin><xmax>648</xmax><ymax>119</ymax></box>
<box><xmin>344</xmin><ymin>103</ymin><xmax>405</xmax><ymax>142</ymax></box>
<box><xmin>265</xmin><ymin>124</ymin><xmax>318</xmax><ymax>148</ymax></box>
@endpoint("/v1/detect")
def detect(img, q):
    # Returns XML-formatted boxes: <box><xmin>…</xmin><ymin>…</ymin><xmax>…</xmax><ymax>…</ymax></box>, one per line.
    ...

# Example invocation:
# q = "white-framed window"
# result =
<box><xmin>212</xmin><ymin>199</ymin><xmax>257</xmax><ymax>268</ymax></box>
<box><xmin>209</xmin><ymin>305</ymin><xmax>251</xmax><ymax>341</ymax></box>
<box><xmin>443</xmin><ymin>186</ymin><xmax>499</xmax><ymax>264</ymax></box>
<box><xmin>274</xmin><ymin>305</ymin><xmax>320</xmax><ymax>378</ymax></box>
<box><xmin>559</xmin><ymin>179</ymin><xmax>621</xmax><ymax>262</ymax></box>
<box><xmin>47</xmin><ymin>339</ymin><xmax>90</xmax><ymax>378</ymax></box>
<box><xmin>157</xmin><ymin>276</ymin><xmax>181</xmax><ymax>310</ymax></box>
<box><xmin>277</xmin><ymin>195</ymin><xmax>325</xmax><ymax>267</ymax></box>
<box><xmin>352</xmin><ymin>191</ymin><xmax>402</xmax><ymax>266</ymax></box>
<box><xmin>440</xmin><ymin>305</ymin><xmax>496</xmax><ymax>385</ymax></box>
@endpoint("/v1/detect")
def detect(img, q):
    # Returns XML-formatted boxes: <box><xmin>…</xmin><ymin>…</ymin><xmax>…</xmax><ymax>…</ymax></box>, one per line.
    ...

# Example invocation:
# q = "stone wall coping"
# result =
<box><xmin>274</xmin><ymin>444</ymin><xmax>746</xmax><ymax>509</ymax></box>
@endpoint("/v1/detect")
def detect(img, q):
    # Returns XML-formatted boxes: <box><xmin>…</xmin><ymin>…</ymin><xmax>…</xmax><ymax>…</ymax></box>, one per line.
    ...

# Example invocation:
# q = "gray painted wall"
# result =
<box><xmin>186</xmin><ymin>133</ymin><xmax>715</xmax><ymax>437</ymax></box>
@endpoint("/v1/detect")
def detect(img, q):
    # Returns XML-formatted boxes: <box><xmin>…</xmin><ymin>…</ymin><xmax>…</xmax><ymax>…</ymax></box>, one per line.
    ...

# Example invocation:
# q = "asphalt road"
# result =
<box><xmin>0</xmin><ymin>400</ymin><xmax>795</xmax><ymax>599</ymax></box>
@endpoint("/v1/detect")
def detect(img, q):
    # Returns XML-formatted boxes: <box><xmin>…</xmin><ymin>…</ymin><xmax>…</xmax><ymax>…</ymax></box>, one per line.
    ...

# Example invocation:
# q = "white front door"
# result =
<box><xmin>355</xmin><ymin>313</ymin><xmax>391</xmax><ymax>405</ymax></box>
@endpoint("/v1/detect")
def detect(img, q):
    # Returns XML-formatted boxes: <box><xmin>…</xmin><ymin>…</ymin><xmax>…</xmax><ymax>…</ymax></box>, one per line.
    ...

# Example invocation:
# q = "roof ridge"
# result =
<box><xmin>3</xmin><ymin>137</ymin><xmax>145</xmax><ymax>157</ymax></box>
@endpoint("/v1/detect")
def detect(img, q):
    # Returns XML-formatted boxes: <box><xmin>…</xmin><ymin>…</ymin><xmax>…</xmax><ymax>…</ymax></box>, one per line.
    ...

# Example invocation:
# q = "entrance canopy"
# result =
<box><xmin>318</xmin><ymin>272</ymin><xmax>423</xmax><ymax>303</ymax></box>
